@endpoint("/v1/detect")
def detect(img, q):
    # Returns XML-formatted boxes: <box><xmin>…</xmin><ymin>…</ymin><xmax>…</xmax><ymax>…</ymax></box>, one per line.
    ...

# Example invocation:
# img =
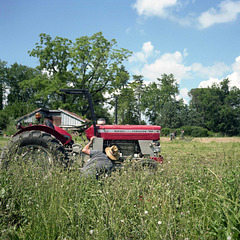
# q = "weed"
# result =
<box><xmin>0</xmin><ymin>140</ymin><xmax>239</xmax><ymax>239</ymax></box>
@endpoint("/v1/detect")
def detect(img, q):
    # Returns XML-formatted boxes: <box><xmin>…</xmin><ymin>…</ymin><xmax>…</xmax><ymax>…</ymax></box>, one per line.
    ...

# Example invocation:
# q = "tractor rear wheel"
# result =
<box><xmin>0</xmin><ymin>131</ymin><xmax>66</xmax><ymax>172</ymax></box>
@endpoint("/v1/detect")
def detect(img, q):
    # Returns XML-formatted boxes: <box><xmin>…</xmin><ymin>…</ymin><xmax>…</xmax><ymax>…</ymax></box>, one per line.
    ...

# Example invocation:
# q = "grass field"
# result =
<box><xmin>0</xmin><ymin>137</ymin><xmax>240</xmax><ymax>239</ymax></box>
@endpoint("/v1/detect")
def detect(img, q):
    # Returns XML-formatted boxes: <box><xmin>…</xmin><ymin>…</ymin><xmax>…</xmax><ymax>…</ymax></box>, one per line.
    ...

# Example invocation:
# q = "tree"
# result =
<box><xmin>7</xmin><ymin>63</ymin><xmax>40</xmax><ymax>105</ymax></box>
<box><xmin>189</xmin><ymin>78</ymin><xmax>240</xmax><ymax>135</ymax></box>
<box><xmin>115</xmin><ymin>86</ymin><xmax>140</xmax><ymax>125</ymax></box>
<box><xmin>156</xmin><ymin>99</ymin><xmax>186</xmax><ymax>128</ymax></box>
<box><xmin>27</xmin><ymin>32</ymin><xmax>131</xmax><ymax>120</ymax></box>
<box><xmin>129</xmin><ymin>75</ymin><xmax>145</xmax><ymax>124</ymax></box>
<box><xmin>141</xmin><ymin>74</ymin><xmax>180</xmax><ymax>124</ymax></box>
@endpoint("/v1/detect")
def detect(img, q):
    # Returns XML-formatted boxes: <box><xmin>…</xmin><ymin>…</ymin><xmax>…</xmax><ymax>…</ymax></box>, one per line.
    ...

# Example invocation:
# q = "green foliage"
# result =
<box><xmin>160</xmin><ymin>127</ymin><xmax>171</xmax><ymax>136</ymax></box>
<box><xmin>181</xmin><ymin>126</ymin><xmax>209</xmax><ymax>137</ymax></box>
<box><xmin>26</xmin><ymin>32</ymin><xmax>132</xmax><ymax>120</ymax></box>
<box><xmin>156</xmin><ymin>99</ymin><xmax>186</xmax><ymax>128</ymax></box>
<box><xmin>1</xmin><ymin>34</ymin><xmax>240</xmax><ymax>138</ymax></box>
<box><xmin>141</xmin><ymin>74</ymin><xmax>182</xmax><ymax>125</ymax></box>
<box><xmin>161</xmin><ymin>126</ymin><xmax>210</xmax><ymax>137</ymax></box>
<box><xmin>7</xmin><ymin>63</ymin><xmax>41</xmax><ymax>104</ymax></box>
<box><xmin>1</xmin><ymin>140</ymin><xmax>240</xmax><ymax>239</ymax></box>
<box><xmin>3</xmin><ymin>120</ymin><xmax>17</xmax><ymax>136</ymax></box>
<box><xmin>0</xmin><ymin>111</ymin><xmax>9</xmax><ymax>130</ymax></box>
<box><xmin>111</xmin><ymin>75</ymin><xmax>145</xmax><ymax>125</ymax></box>
<box><xmin>189</xmin><ymin>78</ymin><xmax>240</xmax><ymax>135</ymax></box>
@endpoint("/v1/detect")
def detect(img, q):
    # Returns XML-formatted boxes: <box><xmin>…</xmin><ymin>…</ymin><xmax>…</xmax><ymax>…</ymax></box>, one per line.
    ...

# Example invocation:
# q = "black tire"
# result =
<box><xmin>0</xmin><ymin>131</ymin><xmax>66</xmax><ymax>171</ymax></box>
<box><xmin>134</xmin><ymin>159</ymin><xmax>159</xmax><ymax>171</ymax></box>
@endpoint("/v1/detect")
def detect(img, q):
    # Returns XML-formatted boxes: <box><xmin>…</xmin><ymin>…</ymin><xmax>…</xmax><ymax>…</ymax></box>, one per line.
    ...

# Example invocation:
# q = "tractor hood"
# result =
<box><xmin>85</xmin><ymin>125</ymin><xmax>161</xmax><ymax>141</ymax></box>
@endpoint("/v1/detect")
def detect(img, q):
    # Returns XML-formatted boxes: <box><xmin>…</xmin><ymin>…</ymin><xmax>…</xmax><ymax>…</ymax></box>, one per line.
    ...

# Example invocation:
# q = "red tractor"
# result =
<box><xmin>0</xmin><ymin>89</ymin><xmax>163</xmax><ymax>171</ymax></box>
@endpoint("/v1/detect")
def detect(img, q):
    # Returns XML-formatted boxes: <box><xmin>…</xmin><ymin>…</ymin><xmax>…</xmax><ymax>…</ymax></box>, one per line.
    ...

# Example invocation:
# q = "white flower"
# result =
<box><xmin>144</xmin><ymin>210</ymin><xmax>148</xmax><ymax>214</ymax></box>
<box><xmin>227</xmin><ymin>236</ymin><xmax>231</xmax><ymax>240</ymax></box>
<box><xmin>158</xmin><ymin>221</ymin><xmax>162</xmax><ymax>224</ymax></box>
<box><xmin>121</xmin><ymin>220</ymin><xmax>124</xmax><ymax>223</ymax></box>
<box><xmin>89</xmin><ymin>230</ymin><xmax>94</xmax><ymax>235</ymax></box>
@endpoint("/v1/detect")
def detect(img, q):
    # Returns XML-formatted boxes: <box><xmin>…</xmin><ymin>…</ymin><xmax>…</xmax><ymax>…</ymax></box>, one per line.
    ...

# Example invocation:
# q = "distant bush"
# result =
<box><xmin>3</xmin><ymin>119</ymin><xmax>17</xmax><ymax>136</ymax></box>
<box><xmin>190</xmin><ymin>127</ymin><xmax>209</xmax><ymax>137</ymax></box>
<box><xmin>161</xmin><ymin>128</ymin><xmax>171</xmax><ymax>136</ymax></box>
<box><xmin>182</xmin><ymin>126</ymin><xmax>209</xmax><ymax>137</ymax></box>
<box><xmin>161</xmin><ymin>126</ymin><xmax>210</xmax><ymax>138</ymax></box>
<box><xmin>0</xmin><ymin>111</ymin><xmax>9</xmax><ymax>130</ymax></box>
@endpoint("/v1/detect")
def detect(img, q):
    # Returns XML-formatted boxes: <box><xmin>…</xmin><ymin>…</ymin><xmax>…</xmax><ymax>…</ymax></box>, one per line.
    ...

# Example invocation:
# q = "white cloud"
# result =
<box><xmin>179</xmin><ymin>87</ymin><xmax>189</xmax><ymax>104</ymax></box>
<box><xmin>130</xmin><ymin>43</ymin><xmax>230</xmax><ymax>84</ymax></box>
<box><xmin>198</xmin><ymin>56</ymin><xmax>240</xmax><ymax>89</ymax></box>
<box><xmin>130</xmin><ymin>42</ymin><xmax>240</xmax><ymax>99</ymax></box>
<box><xmin>136</xmin><ymin>50</ymin><xmax>190</xmax><ymax>83</ymax></box>
<box><xmin>132</xmin><ymin>0</ymin><xmax>240</xmax><ymax>29</ymax></box>
<box><xmin>227</xmin><ymin>55</ymin><xmax>240</xmax><ymax>88</ymax></box>
<box><xmin>142</xmin><ymin>41</ymin><xmax>154</xmax><ymax>54</ymax></box>
<box><xmin>129</xmin><ymin>41</ymin><xmax>154</xmax><ymax>62</ymax></box>
<box><xmin>191</xmin><ymin>62</ymin><xmax>230</xmax><ymax>78</ymax></box>
<box><xmin>180</xmin><ymin>87</ymin><xmax>189</xmax><ymax>98</ymax></box>
<box><xmin>198</xmin><ymin>0</ymin><xmax>240</xmax><ymax>29</ymax></box>
<box><xmin>133</xmin><ymin>0</ymin><xmax>178</xmax><ymax>18</ymax></box>
<box><xmin>198</xmin><ymin>77</ymin><xmax>221</xmax><ymax>88</ymax></box>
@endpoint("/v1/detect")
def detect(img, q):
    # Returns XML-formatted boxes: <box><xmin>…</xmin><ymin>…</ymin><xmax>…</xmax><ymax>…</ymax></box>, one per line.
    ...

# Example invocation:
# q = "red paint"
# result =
<box><xmin>151</xmin><ymin>156</ymin><xmax>164</xmax><ymax>164</ymax></box>
<box><xmin>85</xmin><ymin>125</ymin><xmax>161</xmax><ymax>141</ymax></box>
<box><xmin>13</xmin><ymin>125</ymin><xmax>72</xmax><ymax>145</ymax></box>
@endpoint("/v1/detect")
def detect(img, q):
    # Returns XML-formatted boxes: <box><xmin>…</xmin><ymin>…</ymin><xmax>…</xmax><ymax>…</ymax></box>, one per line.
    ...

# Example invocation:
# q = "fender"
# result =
<box><xmin>13</xmin><ymin>125</ymin><xmax>72</xmax><ymax>145</ymax></box>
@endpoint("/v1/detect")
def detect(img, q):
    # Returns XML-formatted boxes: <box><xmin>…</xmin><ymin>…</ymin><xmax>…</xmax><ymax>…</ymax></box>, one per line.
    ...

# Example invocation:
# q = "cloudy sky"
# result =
<box><xmin>1</xmin><ymin>0</ymin><xmax>240</xmax><ymax>103</ymax></box>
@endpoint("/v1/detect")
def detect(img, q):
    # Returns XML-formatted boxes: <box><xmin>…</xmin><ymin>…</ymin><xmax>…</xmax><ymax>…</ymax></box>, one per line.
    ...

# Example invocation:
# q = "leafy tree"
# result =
<box><xmin>189</xmin><ymin>78</ymin><xmax>240</xmax><ymax>135</ymax></box>
<box><xmin>141</xmin><ymin>74</ymin><xmax>180</xmax><ymax>125</ymax></box>
<box><xmin>115</xmin><ymin>86</ymin><xmax>140</xmax><ymax>125</ymax></box>
<box><xmin>0</xmin><ymin>63</ymin><xmax>40</xmax><ymax>127</ymax></box>
<box><xmin>141</xmin><ymin>82</ymin><xmax>159</xmax><ymax>124</ymax></box>
<box><xmin>156</xmin><ymin>99</ymin><xmax>186</xmax><ymax>128</ymax></box>
<box><xmin>129</xmin><ymin>75</ymin><xmax>145</xmax><ymax>123</ymax></box>
<box><xmin>7</xmin><ymin>63</ymin><xmax>40</xmax><ymax>105</ymax></box>
<box><xmin>26</xmin><ymin>32</ymin><xmax>131</xmax><ymax>120</ymax></box>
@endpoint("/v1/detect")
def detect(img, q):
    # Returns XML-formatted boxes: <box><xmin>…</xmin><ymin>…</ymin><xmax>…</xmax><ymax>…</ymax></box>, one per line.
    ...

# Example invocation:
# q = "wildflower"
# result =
<box><xmin>89</xmin><ymin>230</ymin><xmax>94</xmax><ymax>235</ymax></box>
<box><xmin>121</xmin><ymin>220</ymin><xmax>124</xmax><ymax>223</ymax></box>
<box><xmin>158</xmin><ymin>221</ymin><xmax>162</xmax><ymax>225</ymax></box>
<box><xmin>227</xmin><ymin>236</ymin><xmax>231</xmax><ymax>240</ymax></box>
<box><xmin>144</xmin><ymin>210</ymin><xmax>148</xmax><ymax>214</ymax></box>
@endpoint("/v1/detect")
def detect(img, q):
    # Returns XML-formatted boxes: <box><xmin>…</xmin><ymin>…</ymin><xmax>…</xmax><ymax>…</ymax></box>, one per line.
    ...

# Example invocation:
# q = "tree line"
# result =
<box><xmin>1</xmin><ymin>32</ymin><xmax>240</xmax><ymax>136</ymax></box>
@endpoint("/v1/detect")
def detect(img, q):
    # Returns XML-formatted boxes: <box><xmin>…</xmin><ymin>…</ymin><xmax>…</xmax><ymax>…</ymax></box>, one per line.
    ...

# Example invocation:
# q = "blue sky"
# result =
<box><xmin>1</xmin><ymin>0</ymin><xmax>240</xmax><ymax>103</ymax></box>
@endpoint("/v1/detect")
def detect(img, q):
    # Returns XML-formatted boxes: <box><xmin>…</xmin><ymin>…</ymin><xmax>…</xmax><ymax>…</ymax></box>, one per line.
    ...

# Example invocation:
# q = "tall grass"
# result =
<box><xmin>0</xmin><ymin>140</ymin><xmax>240</xmax><ymax>239</ymax></box>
